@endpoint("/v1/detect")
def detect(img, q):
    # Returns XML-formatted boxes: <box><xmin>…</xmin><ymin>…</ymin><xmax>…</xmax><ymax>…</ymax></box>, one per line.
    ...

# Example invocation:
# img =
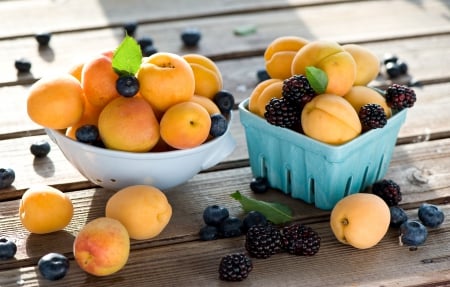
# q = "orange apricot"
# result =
<box><xmin>183</xmin><ymin>54</ymin><xmax>223</xmax><ymax>99</ymax></box>
<box><xmin>190</xmin><ymin>94</ymin><xmax>221</xmax><ymax>115</ymax></box>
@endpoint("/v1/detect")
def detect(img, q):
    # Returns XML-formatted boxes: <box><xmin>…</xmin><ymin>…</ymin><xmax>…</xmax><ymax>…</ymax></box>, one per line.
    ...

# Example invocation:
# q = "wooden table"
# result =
<box><xmin>1</xmin><ymin>0</ymin><xmax>449</xmax><ymax>286</ymax></box>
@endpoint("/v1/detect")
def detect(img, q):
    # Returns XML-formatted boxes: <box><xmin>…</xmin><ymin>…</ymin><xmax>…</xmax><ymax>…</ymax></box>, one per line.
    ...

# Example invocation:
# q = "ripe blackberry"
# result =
<box><xmin>385</xmin><ymin>84</ymin><xmax>416</xmax><ymax>110</ymax></box>
<box><xmin>280</xmin><ymin>224</ymin><xmax>321</xmax><ymax>256</ymax></box>
<box><xmin>218</xmin><ymin>253</ymin><xmax>253</xmax><ymax>282</ymax></box>
<box><xmin>245</xmin><ymin>224</ymin><xmax>282</xmax><ymax>259</ymax></box>
<box><xmin>372</xmin><ymin>179</ymin><xmax>402</xmax><ymax>206</ymax></box>
<box><xmin>264</xmin><ymin>98</ymin><xmax>300</xmax><ymax>129</ymax></box>
<box><xmin>358</xmin><ymin>103</ymin><xmax>387</xmax><ymax>131</ymax></box>
<box><xmin>282</xmin><ymin>74</ymin><xmax>316</xmax><ymax>108</ymax></box>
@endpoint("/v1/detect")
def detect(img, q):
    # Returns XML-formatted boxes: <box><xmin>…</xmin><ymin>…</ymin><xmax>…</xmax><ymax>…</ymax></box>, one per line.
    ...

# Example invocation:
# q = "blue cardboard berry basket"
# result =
<box><xmin>238</xmin><ymin>98</ymin><xmax>407</xmax><ymax>210</ymax></box>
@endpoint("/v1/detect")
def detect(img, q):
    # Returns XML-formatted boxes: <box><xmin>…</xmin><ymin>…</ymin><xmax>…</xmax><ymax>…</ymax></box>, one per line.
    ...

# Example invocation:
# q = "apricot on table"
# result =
<box><xmin>343</xmin><ymin>86</ymin><xmax>392</xmax><ymax>117</ymax></box>
<box><xmin>301</xmin><ymin>93</ymin><xmax>362</xmax><ymax>145</ymax></box>
<box><xmin>264</xmin><ymin>36</ymin><xmax>309</xmax><ymax>80</ymax></box>
<box><xmin>183</xmin><ymin>54</ymin><xmax>223</xmax><ymax>99</ymax></box>
<box><xmin>248</xmin><ymin>79</ymin><xmax>283</xmax><ymax>118</ymax></box>
<box><xmin>105</xmin><ymin>185</ymin><xmax>172</xmax><ymax>240</ymax></box>
<box><xmin>342</xmin><ymin>44</ymin><xmax>380</xmax><ymax>86</ymax></box>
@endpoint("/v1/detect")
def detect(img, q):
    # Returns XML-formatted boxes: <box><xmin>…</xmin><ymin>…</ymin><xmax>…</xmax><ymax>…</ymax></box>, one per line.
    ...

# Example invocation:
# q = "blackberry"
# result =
<box><xmin>385</xmin><ymin>84</ymin><xmax>416</xmax><ymax>110</ymax></box>
<box><xmin>245</xmin><ymin>224</ymin><xmax>281</xmax><ymax>259</ymax></box>
<box><xmin>218</xmin><ymin>253</ymin><xmax>253</xmax><ymax>282</ymax></box>
<box><xmin>372</xmin><ymin>179</ymin><xmax>402</xmax><ymax>206</ymax></box>
<box><xmin>282</xmin><ymin>74</ymin><xmax>316</xmax><ymax>108</ymax></box>
<box><xmin>264</xmin><ymin>97</ymin><xmax>300</xmax><ymax>129</ymax></box>
<box><xmin>280</xmin><ymin>224</ymin><xmax>321</xmax><ymax>256</ymax></box>
<box><xmin>358</xmin><ymin>103</ymin><xmax>387</xmax><ymax>131</ymax></box>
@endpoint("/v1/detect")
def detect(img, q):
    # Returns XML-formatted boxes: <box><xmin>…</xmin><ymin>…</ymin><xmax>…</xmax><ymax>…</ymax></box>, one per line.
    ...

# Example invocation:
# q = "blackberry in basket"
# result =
<box><xmin>282</xmin><ymin>74</ymin><xmax>316</xmax><ymax>108</ymax></box>
<box><xmin>264</xmin><ymin>97</ymin><xmax>301</xmax><ymax>129</ymax></box>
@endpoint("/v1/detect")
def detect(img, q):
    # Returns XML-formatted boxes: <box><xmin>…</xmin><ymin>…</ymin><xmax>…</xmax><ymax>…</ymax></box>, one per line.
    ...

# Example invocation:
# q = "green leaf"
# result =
<box><xmin>306</xmin><ymin>66</ymin><xmax>328</xmax><ymax>94</ymax></box>
<box><xmin>112</xmin><ymin>35</ymin><xmax>142</xmax><ymax>77</ymax></box>
<box><xmin>230</xmin><ymin>191</ymin><xmax>293</xmax><ymax>224</ymax></box>
<box><xmin>233</xmin><ymin>25</ymin><xmax>257</xmax><ymax>36</ymax></box>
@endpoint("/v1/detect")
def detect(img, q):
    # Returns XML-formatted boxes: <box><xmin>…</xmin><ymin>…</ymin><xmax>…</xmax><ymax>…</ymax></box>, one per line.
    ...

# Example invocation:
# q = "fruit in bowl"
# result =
<box><xmin>27</xmin><ymin>35</ymin><xmax>235</xmax><ymax>190</ymax></box>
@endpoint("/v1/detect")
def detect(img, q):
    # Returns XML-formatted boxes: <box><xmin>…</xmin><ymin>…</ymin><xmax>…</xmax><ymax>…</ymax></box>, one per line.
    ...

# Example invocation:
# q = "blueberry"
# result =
<box><xmin>385</xmin><ymin>62</ymin><xmax>401</xmax><ymax>79</ymax></box>
<box><xmin>203</xmin><ymin>205</ymin><xmax>229</xmax><ymax>226</ymax></box>
<box><xmin>256</xmin><ymin>68</ymin><xmax>270</xmax><ymax>82</ymax></box>
<box><xmin>250</xmin><ymin>177</ymin><xmax>269</xmax><ymax>194</ymax></box>
<box><xmin>0</xmin><ymin>237</ymin><xmax>17</xmax><ymax>260</ymax></box>
<box><xmin>123</xmin><ymin>21</ymin><xmax>138</xmax><ymax>37</ymax></box>
<box><xmin>399</xmin><ymin>220</ymin><xmax>428</xmax><ymax>247</ymax></box>
<box><xmin>199</xmin><ymin>225</ymin><xmax>219</xmax><ymax>241</ymax></box>
<box><xmin>138</xmin><ymin>36</ymin><xmax>154</xmax><ymax>50</ymax></box>
<box><xmin>389</xmin><ymin>206</ymin><xmax>408</xmax><ymax>227</ymax></box>
<box><xmin>35</xmin><ymin>32</ymin><xmax>52</xmax><ymax>46</ymax></box>
<box><xmin>242</xmin><ymin>211</ymin><xmax>268</xmax><ymax>233</ymax></box>
<box><xmin>0</xmin><ymin>168</ymin><xmax>15</xmax><ymax>189</ymax></box>
<box><xmin>142</xmin><ymin>45</ymin><xmax>158</xmax><ymax>57</ymax></box>
<box><xmin>14</xmin><ymin>58</ymin><xmax>32</xmax><ymax>73</ymax></box>
<box><xmin>75</xmin><ymin>125</ymin><xmax>100</xmax><ymax>144</ymax></box>
<box><xmin>209</xmin><ymin>114</ymin><xmax>228</xmax><ymax>137</ymax></box>
<box><xmin>116</xmin><ymin>75</ymin><xmax>139</xmax><ymax>97</ymax></box>
<box><xmin>38</xmin><ymin>253</ymin><xmax>70</xmax><ymax>281</ymax></box>
<box><xmin>418</xmin><ymin>203</ymin><xmax>445</xmax><ymax>228</ymax></box>
<box><xmin>219</xmin><ymin>217</ymin><xmax>242</xmax><ymax>238</ymax></box>
<box><xmin>181</xmin><ymin>28</ymin><xmax>201</xmax><ymax>47</ymax></box>
<box><xmin>213</xmin><ymin>90</ymin><xmax>235</xmax><ymax>115</ymax></box>
<box><xmin>30</xmin><ymin>140</ymin><xmax>51</xmax><ymax>158</ymax></box>
<box><xmin>397</xmin><ymin>60</ymin><xmax>408</xmax><ymax>75</ymax></box>
<box><xmin>383</xmin><ymin>53</ymin><xmax>398</xmax><ymax>65</ymax></box>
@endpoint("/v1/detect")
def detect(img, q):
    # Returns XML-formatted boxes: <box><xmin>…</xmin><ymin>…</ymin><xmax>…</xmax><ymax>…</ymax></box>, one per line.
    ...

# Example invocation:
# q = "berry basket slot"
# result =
<box><xmin>238</xmin><ymin>98</ymin><xmax>407</xmax><ymax>210</ymax></box>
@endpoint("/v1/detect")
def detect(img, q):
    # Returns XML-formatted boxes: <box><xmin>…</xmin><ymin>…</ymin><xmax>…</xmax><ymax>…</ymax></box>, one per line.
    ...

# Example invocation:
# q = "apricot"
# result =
<box><xmin>137</xmin><ymin>52</ymin><xmax>195</xmax><ymax>114</ymax></box>
<box><xmin>27</xmin><ymin>74</ymin><xmax>85</xmax><ymax>129</ymax></box>
<box><xmin>68</xmin><ymin>61</ymin><xmax>84</xmax><ymax>82</ymax></box>
<box><xmin>98</xmin><ymin>96</ymin><xmax>160</xmax><ymax>152</ymax></box>
<box><xmin>301</xmin><ymin>93</ymin><xmax>362</xmax><ymax>145</ymax></box>
<box><xmin>105</xmin><ymin>185</ymin><xmax>172</xmax><ymax>240</ymax></box>
<box><xmin>291</xmin><ymin>40</ymin><xmax>356</xmax><ymax>96</ymax></box>
<box><xmin>330</xmin><ymin>193</ymin><xmax>390</xmax><ymax>249</ymax></box>
<box><xmin>73</xmin><ymin>217</ymin><xmax>130</xmax><ymax>276</ymax></box>
<box><xmin>343</xmin><ymin>86</ymin><xmax>392</xmax><ymax>118</ymax></box>
<box><xmin>343</xmin><ymin>44</ymin><xmax>380</xmax><ymax>86</ymax></box>
<box><xmin>19</xmin><ymin>185</ymin><xmax>73</xmax><ymax>234</ymax></box>
<box><xmin>183</xmin><ymin>54</ymin><xmax>223</xmax><ymax>99</ymax></box>
<box><xmin>190</xmin><ymin>94</ymin><xmax>221</xmax><ymax>115</ymax></box>
<box><xmin>160</xmin><ymin>101</ymin><xmax>211</xmax><ymax>149</ymax></box>
<box><xmin>264</xmin><ymin>36</ymin><xmax>309</xmax><ymax>79</ymax></box>
<box><xmin>81</xmin><ymin>54</ymin><xmax>120</xmax><ymax>109</ymax></box>
<box><xmin>248</xmin><ymin>79</ymin><xmax>283</xmax><ymax>118</ymax></box>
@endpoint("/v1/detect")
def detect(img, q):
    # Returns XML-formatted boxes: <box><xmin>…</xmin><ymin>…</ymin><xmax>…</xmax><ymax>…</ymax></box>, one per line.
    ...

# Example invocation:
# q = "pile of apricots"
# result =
<box><xmin>249</xmin><ymin>36</ymin><xmax>390</xmax><ymax>145</ymax></box>
<box><xmin>26</xmin><ymin>48</ymin><xmax>227</xmax><ymax>152</ymax></box>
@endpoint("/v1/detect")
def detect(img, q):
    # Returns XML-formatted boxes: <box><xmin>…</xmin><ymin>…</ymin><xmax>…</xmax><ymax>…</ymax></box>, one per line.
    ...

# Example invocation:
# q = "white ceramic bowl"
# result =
<box><xmin>45</xmin><ymin>119</ymin><xmax>235</xmax><ymax>190</ymax></box>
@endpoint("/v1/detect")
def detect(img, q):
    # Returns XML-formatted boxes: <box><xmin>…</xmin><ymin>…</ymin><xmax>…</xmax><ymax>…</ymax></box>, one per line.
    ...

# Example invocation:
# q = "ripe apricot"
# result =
<box><xmin>98</xmin><ymin>97</ymin><xmax>160</xmax><ymax>152</ymax></box>
<box><xmin>160</xmin><ymin>101</ymin><xmax>211</xmax><ymax>149</ymax></box>
<box><xmin>248</xmin><ymin>79</ymin><xmax>283</xmax><ymax>118</ymax></box>
<box><xmin>343</xmin><ymin>44</ymin><xmax>380</xmax><ymax>86</ymax></box>
<box><xmin>105</xmin><ymin>185</ymin><xmax>172</xmax><ymax>240</ymax></box>
<box><xmin>19</xmin><ymin>185</ymin><xmax>73</xmax><ymax>234</ymax></box>
<box><xmin>81</xmin><ymin>54</ymin><xmax>120</xmax><ymax>109</ymax></box>
<box><xmin>68</xmin><ymin>61</ymin><xmax>84</xmax><ymax>82</ymax></box>
<box><xmin>183</xmin><ymin>54</ymin><xmax>223</xmax><ymax>99</ymax></box>
<box><xmin>264</xmin><ymin>36</ymin><xmax>309</xmax><ymax>79</ymax></box>
<box><xmin>27</xmin><ymin>74</ymin><xmax>85</xmax><ymax>129</ymax></box>
<box><xmin>190</xmin><ymin>95</ymin><xmax>221</xmax><ymax>115</ymax></box>
<box><xmin>343</xmin><ymin>86</ymin><xmax>392</xmax><ymax>118</ymax></box>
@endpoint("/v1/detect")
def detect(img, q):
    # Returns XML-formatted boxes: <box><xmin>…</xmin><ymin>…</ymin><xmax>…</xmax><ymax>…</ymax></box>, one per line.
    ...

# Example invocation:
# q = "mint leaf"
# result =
<box><xmin>230</xmin><ymin>191</ymin><xmax>293</xmax><ymax>224</ymax></box>
<box><xmin>306</xmin><ymin>66</ymin><xmax>328</xmax><ymax>94</ymax></box>
<box><xmin>112</xmin><ymin>35</ymin><xmax>142</xmax><ymax>76</ymax></box>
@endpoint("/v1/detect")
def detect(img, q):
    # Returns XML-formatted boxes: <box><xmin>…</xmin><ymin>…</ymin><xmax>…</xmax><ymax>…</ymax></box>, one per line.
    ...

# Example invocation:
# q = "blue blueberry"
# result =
<box><xmin>399</xmin><ymin>220</ymin><xmax>428</xmax><ymax>247</ymax></box>
<box><xmin>0</xmin><ymin>237</ymin><xmax>17</xmax><ymax>260</ymax></box>
<box><xmin>30</xmin><ymin>140</ymin><xmax>51</xmax><ymax>158</ymax></box>
<box><xmin>75</xmin><ymin>125</ymin><xmax>100</xmax><ymax>145</ymax></box>
<box><xmin>397</xmin><ymin>60</ymin><xmax>408</xmax><ymax>75</ymax></box>
<box><xmin>199</xmin><ymin>225</ymin><xmax>219</xmax><ymax>241</ymax></box>
<box><xmin>123</xmin><ymin>21</ymin><xmax>138</xmax><ymax>37</ymax></box>
<box><xmin>256</xmin><ymin>68</ymin><xmax>270</xmax><ymax>82</ymax></box>
<box><xmin>209</xmin><ymin>114</ymin><xmax>228</xmax><ymax>137</ymax></box>
<box><xmin>203</xmin><ymin>205</ymin><xmax>229</xmax><ymax>226</ymax></box>
<box><xmin>389</xmin><ymin>206</ymin><xmax>408</xmax><ymax>228</ymax></box>
<box><xmin>219</xmin><ymin>217</ymin><xmax>242</xmax><ymax>238</ymax></box>
<box><xmin>142</xmin><ymin>45</ymin><xmax>158</xmax><ymax>57</ymax></box>
<box><xmin>383</xmin><ymin>53</ymin><xmax>398</xmax><ymax>65</ymax></box>
<box><xmin>181</xmin><ymin>28</ymin><xmax>201</xmax><ymax>47</ymax></box>
<box><xmin>138</xmin><ymin>36</ymin><xmax>154</xmax><ymax>50</ymax></box>
<box><xmin>418</xmin><ymin>203</ymin><xmax>445</xmax><ymax>228</ymax></box>
<box><xmin>385</xmin><ymin>62</ymin><xmax>401</xmax><ymax>79</ymax></box>
<box><xmin>38</xmin><ymin>253</ymin><xmax>69</xmax><ymax>281</ymax></box>
<box><xmin>242</xmin><ymin>211</ymin><xmax>268</xmax><ymax>233</ymax></box>
<box><xmin>0</xmin><ymin>168</ymin><xmax>15</xmax><ymax>189</ymax></box>
<box><xmin>116</xmin><ymin>75</ymin><xmax>139</xmax><ymax>97</ymax></box>
<box><xmin>250</xmin><ymin>177</ymin><xmax>269</xmax><ymax>194</ymax></box>
<box><xmin>35</xmin><ymin>32</ymin><xmax>52</xmax><ymax>46</ymax></box>
<box><xmin>213</xmin><ymin>90</ymin><xmax>235</xmax><ymax>115</ymax></box>
<box><xmin>15</xmin><ymin>58</ymin><xmax>32</xmax><ymax>73</ymax></box>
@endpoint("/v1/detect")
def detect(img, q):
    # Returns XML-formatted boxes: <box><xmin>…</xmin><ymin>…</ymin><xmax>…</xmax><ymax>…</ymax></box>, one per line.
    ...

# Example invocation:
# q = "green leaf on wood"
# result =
<box><xmin>306</xmin><ymin>66</ymin><xmax>328</xmax><ymax>94</ymax></box>
<box><xmin>112</xmin><ymin>35</ymin><xmax>142</xmax><ymax>77</ymax></box>
<box><xmin>230</xmin><ymin>191</ymin><xmax>293</xmax><ymax>224</ymax></box>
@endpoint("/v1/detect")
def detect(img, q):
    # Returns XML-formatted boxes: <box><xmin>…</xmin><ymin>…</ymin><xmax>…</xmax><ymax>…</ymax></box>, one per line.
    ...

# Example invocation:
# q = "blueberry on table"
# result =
<box><xmin>181</xmin><ymin>28</ymin><xmax>201</xmax><ymax>47</ymax></box>
<box><xmin>385</xmin><ymin>62</ymin><xmax>401</xmax><ymax>79</ymax></box>
<box><xmin>14</xmin><ymin>58</ymin><xmax>32</xmax><ymax>73</ymax></box>
<box><xmin>213</xmin><ymin>90</ymin><xmax>235</xmax><ymax>115</ymax></box>
<box><xmin>123</xmin><ymin>21</ymin><xmax>138</xmax><ymax>37</ymax></box>
<box><xmin>209</xmin><ymin>114</ymin><xmax>228</xmax><ymax>137</ymax></box>
<box><xmin>35</xmin><ymin>32</ymin><xmax>52</xmax><ymax>46</ymax></box>
<box><xmin>199</xmin><ymin>225</ymin><xmax>219</xmax><ymax>241</ymax></box>
<box><xmin>30</xmin><ymin>140</ymin><xmax>51</xmax><ymax>158</ymax></box>
<box><xmin>250</xmin><ymin>177</ymin><xmax>270</xmax><ymax>194</ymax></box>
<box><xmin>242</xmin><ymin>210</ymin><xmax>268</xmax><ymax>233</ymax></box>
<box><xmin>219</xmin><ymin>217</ymin><xmax>243</xmax><ymax>238</ymax></box>
<box><xmin>0</xmin><ymin>168</ymin><xmax>15</xmax><ymax>189</ymax></box>
<box><xmin>116</xmin><ymin>75</ymin><xmax>140</xmax><ymax>97</ymax></box>
<box><xmin>256</xmin><ymin>68</ymin><xmax>270</xmax><ymax>82</ymax></box>
<box><xmin>142</xmin><ymin>45</ymin><xmax>158</xmax><ymax>57</ymax></box>
<box><xmin>399</xmin><ymin>220</ymin><xmax>428</xmax><ymax>247</ymax></box>
<box><xmin>38</xmin><ymin>253</ymin><xmax>70</xmax><ymax>281</ymax></box>
<box><xmin>418</xmin><ymin>203</ymin><xmax>445</xmax><ymax>228</ymax></box>
<box><xmin>389</xmin><ymin>206</ymin><xmax>408</xmax><ymax>227</ymax></box>
<box><xmin>0</xmin><ymin>237</ymin><xmax>17</xmax><ymax>260</ymax></box>
<box><xmin>383</xmin><ymin>53</ymin><xmax>398</xmax><ymax>65</ymax></box>
<box><xmin>75</xmin><ymin>125</ymin><xmax>100</xmax><ymax>144</ymax></box>
<box><xmin>137</xmin><ymin>36</ymin><xmax>154</xmax><ymax>50</ymax></box>
<box><xmin>203</xmin><ymin>205</ymin><xmax>229</xmax><ymax>226</ymax></box>
<box><xmin>396</xmin><ymin>60</ymin><xmax>408</xmax><ymax>75</ymax></box>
